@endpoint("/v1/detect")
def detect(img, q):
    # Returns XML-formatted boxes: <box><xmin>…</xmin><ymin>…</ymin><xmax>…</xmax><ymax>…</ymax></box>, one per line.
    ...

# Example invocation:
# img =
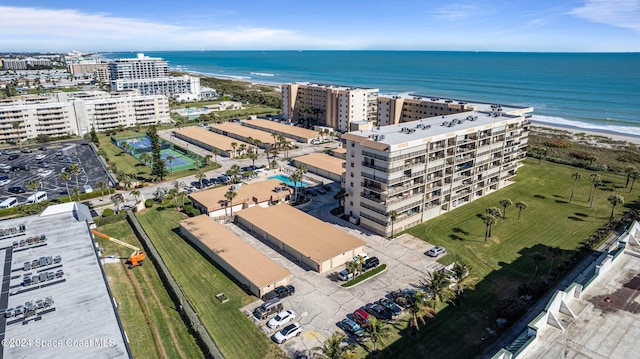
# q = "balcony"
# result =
<box><xmin>389</xmin><ymin>170</ymin><xmax>425</xmax><ymax>185</ymax></box>
<box><xmin>386</xmin><ymin>190</ymin><xmax>424</xmax><ymax>206</ymax></box>
<box><xmin>389</xmin><ymin>160</ymin><xmax>426</xmax><ymax>173</ymax></box>
<box><xmin>361</xmin><ymin>192</ymin><xmax>385</xmax><ymax>204</ymax></box>
<box><xmin>362</xmin><ymin>161</ymin><xmax>389</xmax><ymax>173</ymax></box>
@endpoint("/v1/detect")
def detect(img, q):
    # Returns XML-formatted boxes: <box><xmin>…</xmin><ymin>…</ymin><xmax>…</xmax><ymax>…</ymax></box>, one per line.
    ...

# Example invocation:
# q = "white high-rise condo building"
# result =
<box><xmin>109</xmin><ymin>53</ymin><xmax>200</xmax><ymax>100</ymax></box>
<box><xmin>342</xmin><ymin>96</ymin><xmax>532</xmax><ymax>237</ymax></box>
<box><xmin>282</xmin><ymin>83</ymin><xmax>378</xmax><ymax>133</ymax></box>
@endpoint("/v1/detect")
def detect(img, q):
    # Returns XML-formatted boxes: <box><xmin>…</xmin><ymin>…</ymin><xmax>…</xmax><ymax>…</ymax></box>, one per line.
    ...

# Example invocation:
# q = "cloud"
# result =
<box><xmin>0</xmin><ymin>6</ymin><xmax>333</xmax><ymax>51</ymax></box>
<box><xmin>570</xmin><ymin>0</ymin><xmax>640</xmax><ymax>32</ymax></box>
<box><xmin>429</xmin><ymin>2</ymin><xmax>480</xmax><ymax>21</ymax></box>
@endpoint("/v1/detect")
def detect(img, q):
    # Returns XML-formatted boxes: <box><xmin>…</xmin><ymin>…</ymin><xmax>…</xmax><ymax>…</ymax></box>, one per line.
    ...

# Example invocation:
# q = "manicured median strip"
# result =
<box><xmin>342</xmin><ymin>264</ymin><xmax>387</xmax><ymax>288</ymax></box>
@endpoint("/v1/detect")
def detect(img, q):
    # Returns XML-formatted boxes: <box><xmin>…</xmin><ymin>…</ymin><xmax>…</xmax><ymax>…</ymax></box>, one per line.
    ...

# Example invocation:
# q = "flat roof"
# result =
<box><xmin>210</xmin><ymin>122</ymin><xmax>292</xmax><ymax>145</ymax></box>
<box><xmin>236</xmin><ymin>204</ymin><xmax>365</xmax><ymax>263</ymax></box>
<box><xmin>1</xmin><ymin>203</ymin><xmax>129</xmax><ymax>359</ymax></box>
<box><xmin>292</xmin><ymin>153</ymin><xmax>345</xmax><ymax>177</ymax></box>
<box><xmin>244</xmin><ymin>119</ymin><xmax>319</xmax><ymax>140</ymax></box>
<box><xmin>330</xmin><ymin>147</ymin><xmax>347</xmax><ymax>154</ymax></box>
<box><xmin>179</xmin><ymin>215</ymin><xmax>291</xmax><ymax>288</ymax></box>
<box><xmin>189</xmin><ymin>179</ymin><xmax>291</xmax><ymax>212</ymax></box>
<box><xmin>519</xmin><ymin>252</ymin><xmax>640</xmax><ymax>359</ymax></box>
<box><xmin>285</xmin><ymin>82</ymin><xmax>379</xmax><ymax>91</ymax></box>
<box><xmin>175</xmin><ymin>127</ymin><xmax>250</xmax><ymax>152</ymax></box>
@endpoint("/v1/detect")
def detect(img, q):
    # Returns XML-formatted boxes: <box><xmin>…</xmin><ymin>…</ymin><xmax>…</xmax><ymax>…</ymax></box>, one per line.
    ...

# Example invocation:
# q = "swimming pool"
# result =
<box><xmin>268</xmin><ymin>174</ymin><xmax>309</xmax><ymax>188</ymax></box>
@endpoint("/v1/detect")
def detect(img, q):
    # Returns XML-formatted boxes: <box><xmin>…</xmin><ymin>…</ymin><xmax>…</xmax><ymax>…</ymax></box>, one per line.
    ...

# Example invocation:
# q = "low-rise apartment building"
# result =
<box><xmin>343</xmin><ymin>99</ymin><xmax>532</xmax><ymax>237</ymax></box>
<box><xmin>282</xmin><ymin>83</ymin><xmax>378</xmax><ymax>132</ymax></box>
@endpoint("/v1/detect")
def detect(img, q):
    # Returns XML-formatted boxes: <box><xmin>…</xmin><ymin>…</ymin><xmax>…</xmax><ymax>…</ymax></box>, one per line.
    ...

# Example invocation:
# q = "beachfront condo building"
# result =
<box><xmin>282</xmin><ymin>83</ymin><xmax>378</xmax><ymax>133</ymax></box>
<box><xmin>109</xmin><ymin>53</ymin><xmax>201</xmax><ymax>100</ymax></box>
<box><xmin>378</xmin><ymin>95</ymin><xmax>478</xmax><ymax>126</ymax></box>
<box><xmin>0</xmin><ymin>91</ymin><xmax>170</xmax><ymax>142</ymax></box>
<box><xmin>342</xmin><ymin>97</ymin><xmax>532</xmax><ymax>237</ymax></box>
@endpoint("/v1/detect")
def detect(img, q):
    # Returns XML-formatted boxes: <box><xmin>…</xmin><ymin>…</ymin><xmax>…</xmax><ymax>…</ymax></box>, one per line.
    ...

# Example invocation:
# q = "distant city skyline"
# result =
<box><xmin>0</xmin><ymin>0</ymin><xmax>639</xmax><ymax>52</ymax></box>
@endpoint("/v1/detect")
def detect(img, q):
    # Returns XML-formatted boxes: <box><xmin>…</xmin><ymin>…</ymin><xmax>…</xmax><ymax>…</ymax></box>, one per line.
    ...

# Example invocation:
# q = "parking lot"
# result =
<box><xmin>227</xmin><ymin>183</ymin><xmax>445</xmax><ymax>357</ymax></box>
<box><xmin>0</xmin><ymin>140</ymin><xmax>111</xmax><ymax>204</ymax></box>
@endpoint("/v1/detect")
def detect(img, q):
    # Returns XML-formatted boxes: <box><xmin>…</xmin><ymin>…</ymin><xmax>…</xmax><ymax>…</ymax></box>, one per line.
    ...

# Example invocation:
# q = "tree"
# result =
<box><xmin>569</xmin><ymin>172</ymin><xmax>582</xmax><ymax>204</ymax></box>
<box><xmin>589</xmin><ymin>175</ymin><xmax>602</xmax><ymax>209</ymax></box>
<box><xmin>366</xmin><ymin>317</ymin><xmax>391</xmax><ymax>352</ymax></box>
<box><xmin>166</xmin><ymin>155</ymin><xmax>175</xmax><ymax>174</ymax></box>
<box><xmin>547</xmin><ymin>246</ymin><xmax>562</xmax><ymax>276</ymax></box>
<box><xmin>422</xmin><ymin>270</ymin><xmax>454</xmax><ymax>307</ymax></box>
<box><xmin>499</xmin><ymin>199</ymin><xmax>513</xmax><ymax>219</ymax></box>
<box><xmin>26</xmin><ymin>179</ymin><xmax>40</xmax><ymax>194</ymax></box>
<box><xmin>130</xmin><ymin>189</ymin><xmax>141</xmax><ymax>204</ymax></box>
<box><xmin>60</xmin><ymin>171</ymin><xmax>72</xmax><ymax>201</ymax></box>
<box><xmin>515</xmin><ymin>201</ymin><xmax>528</xmax><ymax>220</ymax></box>
<box><xmin>451</xmin><ymin>262</ymin><xmax>477</xmax><ymax>297</ymax></box>
<box><xmin>630</xmin><ymin>170</ymin><xmax>640</xmax><ymax>193</ymax></box>
<box><xmin>388</xmin><ymin>210</ymin><xmax>398</xmax><ymax>239</ymax></box>
<box><xmin>212</xmin><ymin>148</ymin><xmax>220</xmax><ymax>164</ymax></box>
<box><xmin>248</xmin><ymin>152</ymin><xmax>259</xmax><ymax>167</ymax></box>
<box><xmin>224</xmin><ymin>190</ymin><xmax>238</xmax><ymax>216</ymax></box>
<box><xmin>204</xmin><ymin>154</ymin><xmax>212</xmax><ymax>167</ymax></box>
<box><xmin>168</xmin><ymin>187</ymin><xmax>179</xmax><ymax>209</ymax></box>
<box><xmin>11</xmin><ymin>121</ymin><xmax>22</xmax><ymax>148</ymax></box>
<box><xmin>530</xmin><ymin>147</ymin><xmax>547</xmax><ymax>164</ymax></box>
<box><xmin>530</xmin><ymin>252</ymin><xmax>546</xmax><ymax>279</ymax></box>
<box><xmin>140</xmin><ymin>152</ymin><xmax>151</xmax><ymax>167</ymax></box>
<box><xmin>333</xmin><ymin>188</ymin><xmax>348</xmax><ymax>208</ymax></box>
<box><xmin>588</xmin><ymin>173</ymin><xmax>601</xmax><ymax>206</ymax></box>
<box><xmin>271</xmin><ymin>132</ymin><xmax>278</xmax><ymax>147</ymax></box>
<box><xmin>96</xmin><ymin>181</ymin><xmax>107</xmax><ymax>201</ymax></box>
<box><xmin>608</xmin><ymin>194</ymin><xmax>624</xmax><ymax>223</ymax></box>
<box><xmin>89</xmin><ymin>126</ymin><xmax>99</xmax><ymax>144</ymax></box>
<box><xmin>345</xmin><ymin>260</ymin><xmax>358</xmax><ymax>280</ymax></box>
<box><xmin>482</xmin><ymin>214</ymin><xmax>497</xmax><ymax>244</ymax></box>
<box><xmin>195</xmin><ymin>170</ymin><xmax>206</xmax><ymax>188</ymax></box>
<box><xmin>226</xmin><ymin>164</ymin><xmax>241</xmax><ymax>184</ymax></box>
<box><xmin>71</xmin><ymin>187</ymin><xmax>81</xmax><ymax>201</ymax></box>
<box><xmin>405</xmin><ymin>290</ymin><xmax>436</xmax><ymax>332</ymax></box>
<box><xmin>312</xmin><ymin>107</ymin><xmax>325</xmax><ymax>125</ymax></box>
<box><xmin>122</xmin><ymin>142</ymin><xmax>130</xmax><ymax>155</ymax></box>
<box><xmin>230</xmin><ymin>142</ymin><xmax>238</xmax><ymax>158</ymax></box>
<box><xmin>147</xmin><ymin>126</ymin><xmax>166</xmax><ymax>181</ymax></box>
<box><xmin>624</xmin><ymin>166</ymin><xmax>637</xmax><ymax>188</ymax></box>
<box><xmin>289</xmin><ymin>172</ymin><xmax>302</xmax><ymax>201</ymax></box>
<box><xmin>313</xmin><ymin>333</ymin><xmax>354</xmax><ymax>359</ymax></box>
<box><xmin>69</xmin><ymin>164</ymin><xmax>81</xmax><ymax>190</ymax></box>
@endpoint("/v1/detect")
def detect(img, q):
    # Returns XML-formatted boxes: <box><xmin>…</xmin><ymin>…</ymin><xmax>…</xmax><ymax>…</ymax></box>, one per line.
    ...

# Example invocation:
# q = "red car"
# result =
<box><xmin>353</xmin><ymin>308</ymin><xmax>370</xmax><ymax>327</ymax></box>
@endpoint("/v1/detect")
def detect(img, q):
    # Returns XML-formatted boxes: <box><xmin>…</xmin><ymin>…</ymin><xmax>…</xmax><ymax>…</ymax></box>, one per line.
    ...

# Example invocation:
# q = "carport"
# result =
<box><xmin>179</xmin><ymin>215</ymin><xmax>291</xmax><ymax>297</ymax></box>
<box><xmin>291</xmin><ymin>152</ymin><xmax>345</xmax><ymax>182</ymax></box>
<box><xmin>236</xmin><ymin>204</ymin><xmax>366</xmax><ymax>273</ymax></box>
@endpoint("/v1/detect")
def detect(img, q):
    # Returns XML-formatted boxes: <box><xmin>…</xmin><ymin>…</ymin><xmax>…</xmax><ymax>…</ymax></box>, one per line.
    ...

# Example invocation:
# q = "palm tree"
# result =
<box><xmin>423</xmin><ymin>270</ymin><xmax>454</xmax><ymax>307</ymax></box>
<box><xmin>388</xmin><ymin>210</ymin><xmax>398</xmax><ymax>239</ymax></box>
<box><xmin>589</xmin><ymin>176</ymin><xmax>603</xmax><ymax>208</ymax></box>
<box><xmin>60</xmin><ymin>172</ymin><xmax>72</xmax><ymax>202</ymax></box>
<box><xmin>405</xmin><ymin>290</ymin><xmax>436</xmax><ymax>332</ymax></box>
<box><xmin>166</xmin><ymin>155</ymin><xmax>175</xmax><ymax>173</ymax></box>
<box><xmin>263</xmin><ymin>147</ymin><xmax>271</xmax><ymax>165</ymax></box>
<box><xmin>177</xmin><ymin>191</ymin><xmax>187</xmax><ymax>210</ymax></box>
<box><xmin>366</xmin><ymin>317</ymin><xmax>391</xmax><ymax>352</ymax></box>
<box><xmin>569</xmin><ymin>172</ymin><xmax>582</xmax><ymax>203</ymax></box>
<box><xmin>451</xmin><ymin>262</ymin><xmax>477</xmax><ymax>297</ymax></box>
<box><xmin>345</xmin><ymin>260</ymin><xmax>358</xmax><ymax>280</ymax></box>
<box><xmin>68</xmin><ymin>163</ymin><xmax>80</xmax><ymax>188</ymax></box>
<box><xmin>333</xmin><ymin>188</ymin><xmax>348</xmax><ymax>208</ymax></box>
<box><xmin>11</xmin><ymin>121</ymin><xmax>22</xmax><ymax>148</ymax></box>
<box><xmin>608</xmin><ymin>194</ymin><xmax>624</xmax><ymax>223</ymax></box>
<box><xmin>499</xmin><ymin>199</ymin><xmax>512</xmax><ymax>219</ymax></box>
<box><xmin>515</xmin><ymin>201</ymin><xmax>528</xmax><ymax>220</ymax></box>
<box><xmin>239</xmin><ymin>143</ymin><xmax>247</xmax><ymax>156</ymax></box>
<box><xmin>624</xmin><ymin>166</ymin><xmax>637</xmax><ymax>188</ymax></box>
<box><xmin>212</xmin><ymin>148</ymin><xmax>220</xmax><ymax>164</ymax></box>
<box><xmin>530</xmin><ymin>252</ymin><xmax>546</xmax><ymax>278</ymax></box>
<box><xmin>130</xmin><ymin>189</ymin><xmax>141</xmax><ymax>204</ymax></box>
<box><xmin>26</xmin><ymin>179</ymin><xmax>39</xmax><ymax>194</ymax></box>
<box><xmin>140</xmin><ymin>152</ymin><xmax>151</xmax><ymax>167</ymax></box>
<box><xmin>230</xmin><ymin>142</ymin><xmax>237</xmax><ymax>158</ymax></box>
<box><xmin>245</xmin><ymin>136</ymin><xmax>254</xmax><ymax>151</ymax></box>
<box><xmin>122</xmin><ymin>142</ymin><xmax>130</xmax><ymax>155</ymax></box>
<box><xmin>204</xmin><ymin>154</ymin><xmax>212</xmax><ymax>166</ymax></box>
<box><xmin>224</xmin><ymin>190</ymin><xmax>238</xmax><ymax>216</ymax></box>
<box><xmin>96</xmin><ymin>181</ymin><xmax>107</xmax><ymax>201</ymax></box>
<box><xmin>289</xmin><ymin>172</ymin><xmax>302</xmax><ymax>201</ymax></box>
<box><xmin>226</xmin><ymin>164</ymin><xmax>240</xmax><ymax>184</ymax></box>
<box><xmin>271</xmin><ymin>132</ymin><xmax>278</xmax><ymax>148</ymax></box>
<box><xmin>630</xmin><ymin>170</ymin><xmax>640</xmax><ymax>193</ymax></box>
<box><xmin>195</xmin><ymin>170</ymin><xmax>205</xmax><ymax>188</ymax></box>
<box><xmin>168</xmin><ymin>187</ymin><xmax>179</xmax><ymax>209</ymax></box>
<box><xmin>547</xmin><ymin>246</ymin><xmax>562</xmax><ymax>276</ymax></box>
<box><xmin>588</xmin><ymin>173</ymin><xmax>601</xmax><ymax>205</ymax></box>
<box><xmin>71</xmin><ymin>187</ymin><xmax>81</xmax><ymax>201</ymax></box>
<box><xmin>313</xmin><ymin>333</ymin><xmax>354</xmax><ymax>359</ymax></box>
<box><xmin>482</xmin><ymin>214</ymin><xmax>497</xmax><ymax>244</ymax></box>
<box><xmin>248</xmin><ymin>152</ymin><xmax>259</xmax><ymax>167</ymax></box>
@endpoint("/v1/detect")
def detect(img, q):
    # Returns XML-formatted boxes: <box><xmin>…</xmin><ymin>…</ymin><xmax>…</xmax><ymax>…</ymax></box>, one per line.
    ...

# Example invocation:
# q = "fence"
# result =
<box><xmin>126</xmin><ymin>212</ymin><xmax>224</xmax><ymax>359</ymax></box>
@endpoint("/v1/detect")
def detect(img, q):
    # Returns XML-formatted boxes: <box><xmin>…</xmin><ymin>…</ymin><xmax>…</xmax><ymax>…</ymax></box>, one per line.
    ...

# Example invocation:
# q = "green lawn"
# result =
<box><xmin>97</xmin><ymin>220</ymin><xmax>204</xmax><ymax>359</ymax></box>
<box><xmin>376</xmin><ymin>159</ymin><xmax>640</xmax><ymax>358</ymax></box>
<box><xmin>135</xmin><ymin>207</ymin><xmax>284</xmax><ymax>359</ymax></box>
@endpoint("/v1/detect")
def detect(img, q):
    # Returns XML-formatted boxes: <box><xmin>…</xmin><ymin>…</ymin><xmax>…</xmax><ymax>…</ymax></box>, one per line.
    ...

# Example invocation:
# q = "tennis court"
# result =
<box><xmin>116</xmin><ymin>136</ymin><xmax>199</xmax><ymax>172</ymax></box>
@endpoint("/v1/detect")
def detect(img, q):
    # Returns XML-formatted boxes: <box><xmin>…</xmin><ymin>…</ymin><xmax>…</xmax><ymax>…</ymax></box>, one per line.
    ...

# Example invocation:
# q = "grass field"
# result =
<box><xmin>135</xmin><ymin>207</ymin><xmax>284</xmax><ymax>359</ymax></box>
<box><xmin>97</xmin><ymin>220</ymin><xmax>204</xmax><ymax>359</ymax></box>
<box><xmin>371</xmin><ymin>158</ymin><xmax>640</xmax><ymax>358</ymax></box>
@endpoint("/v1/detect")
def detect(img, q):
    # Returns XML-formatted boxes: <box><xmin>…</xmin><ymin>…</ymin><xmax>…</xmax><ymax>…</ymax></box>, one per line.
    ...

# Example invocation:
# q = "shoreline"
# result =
<box><xmin>177</xmin><ymin>69</ymin><xmax>640</xmax><ymax>146</ymax></box>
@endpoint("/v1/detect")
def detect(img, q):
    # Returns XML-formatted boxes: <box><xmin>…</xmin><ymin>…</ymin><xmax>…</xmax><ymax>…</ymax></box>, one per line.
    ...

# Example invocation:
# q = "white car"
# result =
<box><xmin>267</xmin><ymin>310</ymin><xmax>295</xmax><ymax>329</ymax></box>
<box><xmin>271</xmin><ymin>322</ymin><xmax>302</xmax><ymax>344</ymax></box>
<box><xmin>35</xmin><ymin>154</ymin><xmax>46</xmax><ymax>160</ymax></box>
<box><xmin>0</xmin><ymin>179</ymin><xmax>11</xmax><ymax>186</ymax></box>
<box><xmin>351</xmin><ymin>253</ymin><xmax>368</xmax><ymax>263</ymax></box>
<box><xmin>39</xmin><ymin>169</ymin><xmax>53</xmax><ymax>177</ymax></box>
<box><xmin>426</xmin><ymin>246</ymin><xmax>447</xmax><ymax>257</ymax></box>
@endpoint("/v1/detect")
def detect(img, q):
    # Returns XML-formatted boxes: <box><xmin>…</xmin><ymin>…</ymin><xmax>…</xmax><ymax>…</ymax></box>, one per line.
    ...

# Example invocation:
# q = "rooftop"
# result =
<box><xmin>210</xmin><ymin>122</ymin><xmax>292</xmax><ymax>145</ymax></box>
<box><xmin>179</xmin><ymin>215</ymin><xmax>291</xmax><ymax>288</ymax></box>
<box><xmin>292</xmin><ymin>153</ymin><xmax>346</xmax><ymax>177</ymax></box>
<box><xmin>244</xmin><ymin>119</ymin><xmax>320</xmax><ymax>140</ymax></box>
<box><xmin>286</xmin><ymin>82</ymin><xmax>379</xmax><ymax>92</ymax></box>
<box><xmin>236</xmin><ymin>204</ymin><xmax>365</xmax><ymax>263</ymax></box>
<box><xmin>188</xmin><ymin>179</ymin><xmax>291</xmax><ymax>212</ymax></box>
<box><xmin>174</xmin><ymin>127</ymin><xmax>250</xmax><ymax>152</ymax></box>
<box><xmin>0</xmin><ymin>203</ymin><xmax>129</xmax><ymax>359</ymax></box>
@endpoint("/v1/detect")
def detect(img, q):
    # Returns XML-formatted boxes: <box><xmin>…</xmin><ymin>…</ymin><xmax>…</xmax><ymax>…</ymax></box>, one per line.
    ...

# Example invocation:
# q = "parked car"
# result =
<box><xmin>37</xmin><ymin>161</ymin><xmax>49</xmax><ymax>168</ymax></box>
<box><xmin>271</xmin><ymin>323</ymin><xmax>302</xmax><ymax>344</ymax></box>
<box><xmin>0</xmin><ymin>164</ymin><xmax>11</xmax><ymax>173</ymax></box>
<box><xmin>120</xmin><ymin>204</ymin><xmax>135</xmax><ymax>211</ymax></box>
<box><xmin>267</xmin><ymin>310</ymin><xmax>296</xmax><ymax>329</ymax></box>
<box><xmin>321</xmin><ymin>184</ymin><xmax>332</xmax><ymax>191</ymax></box>
<box><xmin>306</xmin><ymin>188</ymin><xmax>318</xmax><ymax>196</ymax></box>
<box><xmin>426</xmin><ymin>246</ymin><xmax>446</xmax><ymax>257</ymax></box>
<box><xmin>339</xmin><ymin>318</ymin><xmax>365</xmax><ymax>338</ymax></box>
<box><xmin>353</xmin><ymin>308</ymin><xmax>370</xmax><ymax>327</ymax></box>
<box><xmin>201</xmin><ymin>178</ymin><xmax>212</xmax><ymax>187</ymax></box>
<box><xmin>362</xmin><ymin>257</ymin><xmax>380</xmax><ymax>271</ymax></box>
<box><xmin>315</xmin><ymin>187</ymin><xmax>326</xmax><ymax>194</ymax></box>
<box><xmin>338</xmin><ymin>269</ymin><xmax>358</xmax><ymax>281</ymax></box>
<box><xmin>20</xmin><ymin>148</ymin><xmax>32</xmax><ymax>153</ymax></box>
<box><xmin>262</xmin><ymin>285</ymin><xmax>295</xmax><ymax>301</ymax></box>
<box><xmin>1</xmin><ymin>150</ymin><xmax>11</xmax><ymax>155</ymax></box>
<box><xmin>351</xmin><ymin>253</ymin><xmax>368</xmax><ymax>263</ymax></box>
<box><xmin>378</xmin><ymin>298</ymin><xmax>403</xmax><ymax>317</ymax></box>
<box><xmin>38</xmin><ymin>170</ymin><xmax>53</xmax><ymax>178</ymax></box>
<box><xmin>39</xmin><ymin>146</ymin><xmax>47</xmax><ymax>151</ymax></box>
<box><xmin>253</xmin><ymin>298</ymin><xmax>283</xmax><ymax>320</ymax></box>
<box><xmin>111</xmin><ymin>193</ymin><xmax>125</xmax><ymax>202</ymax></box>
<box><xmin>7</xmin><ymin>186</ymin><xmax>26</xmax><ymax>194</ymax></box>
<box><xmin>365</xmin><ymin>303</ymin><xmax>393</xmax><ymax>321</ymax></box>
<box><xmin>7</xmin><ymin>154</ymin><xmax>19</xmax><ymax>161</ymax></box>
<box><xmin>0</xmin><ymin>176</ymin><xmax>10</xmax><ymax>186</ymax></box>
<box><xmin>35</xmin><ymin>154</ymin><xmax>46</xmax><ymax>160</ymax></box>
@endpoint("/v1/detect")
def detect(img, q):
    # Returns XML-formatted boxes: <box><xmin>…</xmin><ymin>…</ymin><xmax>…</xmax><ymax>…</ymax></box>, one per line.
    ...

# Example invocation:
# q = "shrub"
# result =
<box><xmin>94</xmin><ymin>212</ymin><xmax>127</xmax><ymax>226</ymax></box>
<box><xmin>570</xmin><ymin>152</ymin><xmax>593</xmax><ymax>161</ymax></box>
<box><xmin>102</xmin><ymin>208</ymin><xmax>115</xmax><ymax>217</ymax></box>
<box><xmin>544</xmin><ymin>139</ymin><xmax>572</xmax><ymax>148</ymax></box>
<box><xmin>183</xmin><ymin>203</ymin><xmax>201</xmax><ymax>217</ymax></box>
<box><xmin>144</xmin><ymin>199</ymin><xmax>154</xmax><ymax>208</ymax></box>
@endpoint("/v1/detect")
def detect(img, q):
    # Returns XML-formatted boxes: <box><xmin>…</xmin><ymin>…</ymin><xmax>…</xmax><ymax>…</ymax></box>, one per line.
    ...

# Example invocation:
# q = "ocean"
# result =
<box><xmin>102</xmin><ymin>51</ymin><xmax>640</xmax><ymax>136</ymax></box>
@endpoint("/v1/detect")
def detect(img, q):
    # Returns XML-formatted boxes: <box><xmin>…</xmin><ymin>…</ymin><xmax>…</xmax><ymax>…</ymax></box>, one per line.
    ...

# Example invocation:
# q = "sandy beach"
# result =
<box><xmin>531</xmin><ymin>121</ymin><xmax>640</xmax><ymax>146</ymax></box>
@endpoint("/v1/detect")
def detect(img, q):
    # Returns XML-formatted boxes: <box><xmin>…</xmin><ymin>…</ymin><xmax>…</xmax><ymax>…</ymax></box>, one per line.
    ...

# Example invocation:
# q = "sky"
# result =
<box><xmin>0</xmin><ymin>0</ymin><xmax>639</xmax><ymax>52</ymax></box>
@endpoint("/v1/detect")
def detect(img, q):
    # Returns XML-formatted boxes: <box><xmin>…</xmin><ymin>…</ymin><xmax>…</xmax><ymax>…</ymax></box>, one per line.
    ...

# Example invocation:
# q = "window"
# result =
<box><xmin>350</xmin><ymin>162</ymin><xmax>354</xmax><ymax>168</ymax></box>
<box><xmin>350</xmin><ymin>201</ymin><xmax>353</xmax><ymax>206</ymax></box>
<box><xmin>350</xmin><ymin>182</ymin><xmax>354</xmax><ymax>187</ymax></box>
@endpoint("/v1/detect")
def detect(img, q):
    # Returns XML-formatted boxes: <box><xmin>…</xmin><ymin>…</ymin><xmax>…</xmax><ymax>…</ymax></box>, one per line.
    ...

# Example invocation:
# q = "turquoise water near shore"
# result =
<box><xmin>103</xmin><ymin>51</ymin><xmax>640</xmax><ymax>136</ymax></box>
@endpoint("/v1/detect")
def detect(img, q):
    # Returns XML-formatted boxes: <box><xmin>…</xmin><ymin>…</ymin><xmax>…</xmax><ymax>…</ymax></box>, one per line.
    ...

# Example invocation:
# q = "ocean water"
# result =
<box><xmin>103</xmin><ymin>51</ymin><xmax>640</xmax><ymax>136</ymax></box>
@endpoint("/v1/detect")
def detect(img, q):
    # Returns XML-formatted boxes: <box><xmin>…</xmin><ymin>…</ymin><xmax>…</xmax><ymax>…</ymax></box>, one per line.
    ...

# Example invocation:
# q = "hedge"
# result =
<box><xmin>342</xmin><ymin>264</ymin><xmax>387</xmax><ymax>288</ymax></box>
